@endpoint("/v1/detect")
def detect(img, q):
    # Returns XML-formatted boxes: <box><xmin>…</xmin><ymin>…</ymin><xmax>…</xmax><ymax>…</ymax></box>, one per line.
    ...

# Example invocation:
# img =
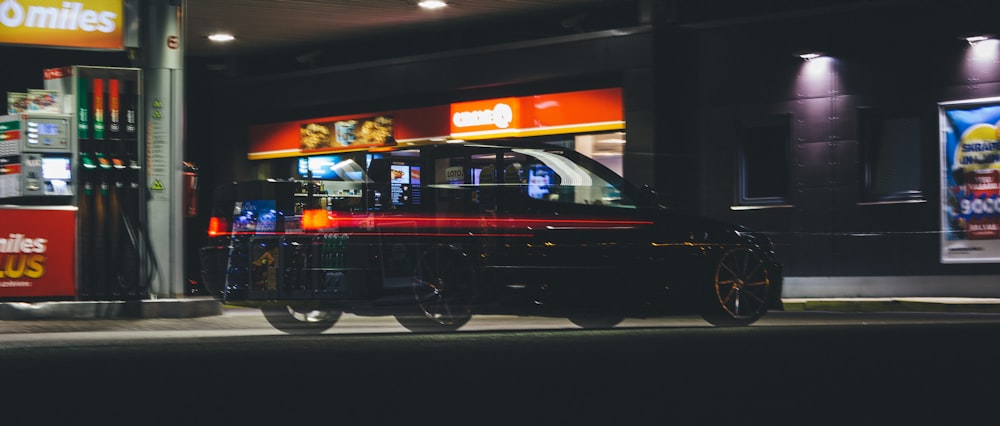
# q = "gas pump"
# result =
<box><xmin>0</xmin><ymin>113</ymin><xmax>78</xmax><ymax>299</ymax></box>
<box><xmin>0</xmin><ymin>114</ymin><xmax>75</xmax><ymax>201</ymax></box>
<box><xmin>1</xmin><ymin>66</ymin><xmax>147</xmax><ymax>301</ymax></box>
<box><xmin>44</xmin><ymin>66</ymin><xmax>145</xmax><ymax>301</ymax></box>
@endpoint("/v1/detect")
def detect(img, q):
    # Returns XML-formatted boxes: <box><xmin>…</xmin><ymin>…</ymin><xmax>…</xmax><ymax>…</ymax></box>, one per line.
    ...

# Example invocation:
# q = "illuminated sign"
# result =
<box><xmin>0</xmin><ymin>207</ymin><xmax>76</xmax><ymax>298</ymax></box>
<box><xmin>450</xmin><ymin>98</ymin><xmax>519</xmax><ymax>135</ymax></box>
<box><xmin>247</xmin><ymin>88</ymin><xmax>624</xmax><ymax>159</ymax></box>
<box><xmin>450</xmin><ymin>88</ymin><xmax>624</xmax><ymax>140</ymax></box>
<box><xmin>0</xmin><ymin>0</ymin><xmax>124</xmax><ymax>50</ymax></box>
<box><xmin>940</xmin><ymin>98</ymin><xmax>1000</xmax><ymax>263</ymax></box>
<box><xmin>300</xmin><ymin>115</ymin><xmax>394</xmax><ymax>153</ymax></box>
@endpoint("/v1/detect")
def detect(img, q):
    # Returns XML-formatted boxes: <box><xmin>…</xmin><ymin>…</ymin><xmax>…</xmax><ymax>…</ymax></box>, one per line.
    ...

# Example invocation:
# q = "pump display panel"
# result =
<box><xmin>0</xmin><ymin>114</ymin><xmax>74</xmax><ymax>199</ymax></box>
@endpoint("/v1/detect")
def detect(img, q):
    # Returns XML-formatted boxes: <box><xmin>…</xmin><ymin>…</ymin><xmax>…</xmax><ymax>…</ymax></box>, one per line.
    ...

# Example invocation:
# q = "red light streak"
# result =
<box><xmin>210</xmin><ymin>211</ymin><xmax>652</xmax><ymax>237</ymax></box>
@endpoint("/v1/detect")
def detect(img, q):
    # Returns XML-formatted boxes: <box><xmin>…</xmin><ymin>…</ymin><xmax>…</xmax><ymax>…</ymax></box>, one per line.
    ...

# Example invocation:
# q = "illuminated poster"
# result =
<box><xmin>0</xmin><ymin>207</ymin><xmax>76</xmax><ymax>298</ymax></box>
<box><xmin>300</xmin><ymin>115</ymin><xmax>393</xmax><ymax>152</ymax></box>
<box><xmin>940</xmin><ymin>98</ymin><xmax>1000</xmax><ymax>263</ymax></box>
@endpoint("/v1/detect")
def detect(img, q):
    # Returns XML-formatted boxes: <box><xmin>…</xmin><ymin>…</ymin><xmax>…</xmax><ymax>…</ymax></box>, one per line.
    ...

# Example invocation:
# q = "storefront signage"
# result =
<box><xmin>0</xmin><ymin>0</ymin><xmax>124</xmax><ymax>50</ymax></box>
<box><xmin>0</xmin><ymin>207</ymin><xmax>76</xmax><ymax>298</ymax></box>
<box><xmin>449</xmin><ymin>88</ymin><xmax>624</xmax><ymax>140</ymax></box>
<box><xmin>940</xmin><ymin>98</ymin><xmax>1000</xmax><ymax>263</ymax></box>
<box><xmin>246</xmin><ymin>88</ymin><xmax>623</xmax><ymax>160</ymax></box>
<box><xmin>451</xmin><ymin>98</ymin><xmax>518</xmax><ymax>135</ymax></box>
<box><xmin>300</xmin><ymin>115</ymin><xmax>394</xmax><ymax>153</ymax></box>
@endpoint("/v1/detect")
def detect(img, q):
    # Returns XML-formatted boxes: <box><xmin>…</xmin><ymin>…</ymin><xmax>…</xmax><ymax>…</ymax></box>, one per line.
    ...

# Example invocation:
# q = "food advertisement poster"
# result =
<box><xmin>940</xmin><ymin>98</ymin><xmax>1000</xmax><ymax>263</ymax></box>
<box><xmin>0</xmin><ymin>207</ymin><xmax>76</xmax><ymax>298</ymax></box>
<box><xmin>300</xmin><ymin>115</ymin><xmax>394</xmax><ymax>152</ymax></box>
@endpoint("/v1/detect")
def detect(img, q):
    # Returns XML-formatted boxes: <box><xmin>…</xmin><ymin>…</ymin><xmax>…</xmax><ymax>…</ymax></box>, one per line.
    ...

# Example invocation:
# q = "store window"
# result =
<box><xmin>738</xmin><ymin>115</ymin><xmax>791</xmax><ymax>205</ymax></box>
<box><xmin>859</xmin><ymin>108</ymin><xmax>922</xmax><ymax>201</ymax></box>
<box><xmin>573</xmin><ymin>132</ymin><xmax>625</xmax><ymax>176</ymax></box>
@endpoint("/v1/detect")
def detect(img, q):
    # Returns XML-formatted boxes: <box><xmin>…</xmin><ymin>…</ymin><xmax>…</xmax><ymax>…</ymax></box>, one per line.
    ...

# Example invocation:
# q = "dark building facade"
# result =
<box><xmin>187</xmin><ymin>0</ymin><xmax>1000</xmax><ymax>298</ymax></box>
<box><xmin>6</xmin><ymin>1</ymin><xmax>998</xmax><ymax>299</ymax></box>
<box><xmin>686</xmin><ymin>1</ymin><xmax>1000</xmax><ymax>296</ymax></box>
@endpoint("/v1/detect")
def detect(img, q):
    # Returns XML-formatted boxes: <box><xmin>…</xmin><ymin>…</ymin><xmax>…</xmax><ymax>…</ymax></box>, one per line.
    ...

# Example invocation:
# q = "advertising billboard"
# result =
<box><xmin>940</xmin><ymin>98</ymin><xmax>1000</xmax><ymax>263</ymax></box>
<box><xmin>0</xmin><ymin>0</ymin><xmax>124</xmax><ymax>50</ymax></box>
<box><xmin>0</xmin><ymin>207</ymin><xmax>76</xmax><ymax>298</ymax></box>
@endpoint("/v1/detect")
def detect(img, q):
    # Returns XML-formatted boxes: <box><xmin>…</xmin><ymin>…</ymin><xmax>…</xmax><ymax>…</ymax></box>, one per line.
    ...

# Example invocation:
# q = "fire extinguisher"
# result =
<box><xmin>183</xmin><ymin>161</ymin><xmax>199</xmax><ymax>218</ymax></box>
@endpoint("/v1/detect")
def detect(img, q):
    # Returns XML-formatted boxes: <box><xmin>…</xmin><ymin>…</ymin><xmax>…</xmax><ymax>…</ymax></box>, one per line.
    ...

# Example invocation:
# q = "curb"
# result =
<box><xmin>0</xmin><ymin>298</ymin><xmax>223</xmax><ymax>320</ymax></box>
<box><xmin>3</xmin><ymin>298</ymin><xmax>1000</xmax><ymax>320</ymax></box>
<box><xmin>781</xmin><ymin>298</ymin><xmax>1000</xmax><ymax>314</ymax></box>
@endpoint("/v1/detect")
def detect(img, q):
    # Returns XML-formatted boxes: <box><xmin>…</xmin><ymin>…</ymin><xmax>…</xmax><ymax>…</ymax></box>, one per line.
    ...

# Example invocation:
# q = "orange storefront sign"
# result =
<box><xmin>0</xmin><ymin>0</ymin><xmax>124</xmax><ymax>50</ymax></box>
<box><xmin>247</xmin><ymin>88</ymin><xmax>624</xmax><ymax>159</ymax></box>
<box><xmin>450</xmin><ymin>88</ymin><xmax>623</xmax><ymax>140</ymax></box>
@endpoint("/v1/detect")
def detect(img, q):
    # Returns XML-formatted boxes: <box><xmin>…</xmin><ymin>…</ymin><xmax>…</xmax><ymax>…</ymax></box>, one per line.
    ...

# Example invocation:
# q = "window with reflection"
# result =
<box><xmin>859</xmin><ymin>107</ymin><xmax>922</xmax><ymax>201</ymax></box>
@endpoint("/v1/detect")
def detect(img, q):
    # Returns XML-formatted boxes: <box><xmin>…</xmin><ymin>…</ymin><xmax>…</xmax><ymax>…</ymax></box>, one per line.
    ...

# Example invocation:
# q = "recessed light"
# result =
<box><xmin>418</xmin><ymin>0</ymin><xmax>447</xmax><ymax>10</ymax></box>
<box><xmin>208</xmin><ymin>33</ymin><xmax>235</xmax><ymax>42</ymax></box>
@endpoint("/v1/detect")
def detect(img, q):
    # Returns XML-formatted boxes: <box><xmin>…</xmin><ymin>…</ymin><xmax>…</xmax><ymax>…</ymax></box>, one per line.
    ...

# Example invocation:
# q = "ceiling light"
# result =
<box><xmin>798</xmin><ymin>52</ymin><xmax>821</xmax><ymax>61</ymax></box>
<box><xmin>418</xmin><ymin>0</ymin><xmax>447</xmax><ymax>10</ymax></box>
<box><xmin>208</xmin><ymin>33</ymin><xmax>235</xmax><ymax>42</ymax></box>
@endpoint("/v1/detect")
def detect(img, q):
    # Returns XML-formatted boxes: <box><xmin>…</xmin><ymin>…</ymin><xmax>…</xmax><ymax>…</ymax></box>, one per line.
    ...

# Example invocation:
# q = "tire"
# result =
<box><xmin>396</xmin><ymin>244</ymin><xmax>474</xmax><ymax>332</ymax></box>
<box><xmin>261</xmin><ymin>303</ymin><xmax>342</xmax><ymax>334</ymax></box>
<box><xmin>701</xmin><ymin>246</ymin><xmax>772</xmax><ymax>327</ymax></box>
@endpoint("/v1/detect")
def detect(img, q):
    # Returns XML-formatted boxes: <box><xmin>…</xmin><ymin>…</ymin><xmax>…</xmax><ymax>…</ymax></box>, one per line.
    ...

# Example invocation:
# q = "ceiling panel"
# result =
<box><xmin>185</xmin><ymin>0</ymin><xmax>612</xmax><ymax>57</ymax></box>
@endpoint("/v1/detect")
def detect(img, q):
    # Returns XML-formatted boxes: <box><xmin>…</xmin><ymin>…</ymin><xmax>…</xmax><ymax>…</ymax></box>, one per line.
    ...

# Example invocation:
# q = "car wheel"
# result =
<box><xmin>261</xmin><ymin>303</ymin><xmax>342</xmax><ymax>334</ymax></box>
<box><xmin>701</xmin><ymin>246</ymin><xmax>771</xmax><ymax>327</ymax></box>
<box><xmin>396</xmin><ymin>244</ymin><xmax>474</xmax><ymax>332</ymax></box>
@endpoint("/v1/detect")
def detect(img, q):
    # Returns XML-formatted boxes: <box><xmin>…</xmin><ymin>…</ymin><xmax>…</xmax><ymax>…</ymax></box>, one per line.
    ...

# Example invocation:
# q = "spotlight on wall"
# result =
<box><xmin>965</xmin><ymin>35</ymin><xmax>993</xmax><ymax>45</ymax></box>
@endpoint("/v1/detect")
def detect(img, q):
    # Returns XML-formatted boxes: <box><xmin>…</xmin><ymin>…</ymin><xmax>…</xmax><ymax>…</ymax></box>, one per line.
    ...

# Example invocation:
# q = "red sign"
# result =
<box><xmin>43</xmin><ymin>67</ymin><xmax>74</xmax><ymax>80</ymax></box>
<box><xmin>0</xmin><ymin>208</ymin><xmax>76</xmax><ymax>298</ymax></box>
<box><xmin>966</xmin><ymin>170</ymin><xmax>1000</xmax><ymax>240</ymax></box>
<box><xmin>246</xmin><ymin>88</ymin><xmax>624</xmax><ymax>159</ymax></box>
<box><xmin>450</xmin><ymin>88</ymin><xmax>624</xmax><ymax>140</ymax></box>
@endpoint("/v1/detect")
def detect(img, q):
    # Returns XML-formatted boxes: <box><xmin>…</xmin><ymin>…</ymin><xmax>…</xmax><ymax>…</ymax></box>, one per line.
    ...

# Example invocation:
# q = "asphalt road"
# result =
<box><xmin>3</xmin><ymin>310</ymin><xmax>1000</xmax><ymax>425</ymax></box>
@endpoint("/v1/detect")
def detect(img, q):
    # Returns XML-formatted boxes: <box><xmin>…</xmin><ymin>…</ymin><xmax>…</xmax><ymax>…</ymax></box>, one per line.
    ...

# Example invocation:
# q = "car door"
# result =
<box><xmin>492</xmin><ymin>147</ymin><xmax>651</xmax><ymax>304</ymax></box>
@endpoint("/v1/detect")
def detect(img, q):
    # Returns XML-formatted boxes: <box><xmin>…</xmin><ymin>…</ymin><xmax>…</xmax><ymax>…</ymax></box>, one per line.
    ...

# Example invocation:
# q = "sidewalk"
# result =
<box><xmin>2</xmin><ymin>297</ymin><xmax>1000</xmax><ymax>320</ymax></box>
<box><xmin>782</xmin><ymin>297</ymin><xmax>1000</xmax><ymax>313</ymax></box>
<box><xmin>0</xmin><ymin>297</ymin><xmax>223</xmax><ymax>320</ymax></box>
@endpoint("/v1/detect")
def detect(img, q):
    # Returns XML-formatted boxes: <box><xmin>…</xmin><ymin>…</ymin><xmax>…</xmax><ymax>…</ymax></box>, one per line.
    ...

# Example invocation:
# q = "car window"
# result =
<box><xmin>506</xmin><ymin>148</ymin><xmax>633</xmax><ymax>208</ymax></box>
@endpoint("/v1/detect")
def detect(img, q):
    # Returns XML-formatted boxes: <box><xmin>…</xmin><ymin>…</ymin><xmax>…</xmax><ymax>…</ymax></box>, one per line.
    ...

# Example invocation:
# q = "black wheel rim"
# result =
<box><xmin>713</xmin><ymin>247</ymin><xmax>770</xmax><ymax>320</ymax></box>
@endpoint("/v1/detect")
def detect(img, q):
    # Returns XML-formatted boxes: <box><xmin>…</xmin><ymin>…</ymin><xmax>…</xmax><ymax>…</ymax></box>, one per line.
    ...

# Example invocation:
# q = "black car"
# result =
<box><xmin>199</xmin><ymin>140</ymin><xmax>782</xmax><ymax>333</ymax></box>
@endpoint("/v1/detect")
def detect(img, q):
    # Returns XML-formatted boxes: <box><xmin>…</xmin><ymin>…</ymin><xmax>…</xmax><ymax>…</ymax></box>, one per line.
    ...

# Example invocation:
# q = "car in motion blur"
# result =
<box><xmin>199</xmin><ymin>140</ymin><xmax>782</xmax><ymax>333</ymax></box>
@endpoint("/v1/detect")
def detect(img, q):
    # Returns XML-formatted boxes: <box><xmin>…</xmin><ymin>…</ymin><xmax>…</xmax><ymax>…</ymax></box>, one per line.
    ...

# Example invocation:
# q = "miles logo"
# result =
<box><xmin>0</xmin><ymin>233</ymin><xmax>48</xmax><ymax>279</ymax></box>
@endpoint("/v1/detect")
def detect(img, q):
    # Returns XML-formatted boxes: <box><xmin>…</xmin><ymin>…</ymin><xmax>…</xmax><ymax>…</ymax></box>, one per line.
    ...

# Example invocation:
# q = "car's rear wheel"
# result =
<box><xmin>396</xmin><ymin>244</ymin><xmax>474</xmax><ymax>332</ymax></box>
<box><xmin>701</xmin><ymin>246</ymin><xmax>771</xmax><ymax>326</ymax></box>
<box><xmin>261</xmin><ymin>303</ymin><xmax>342</xmax><ymax>334</ymax></box>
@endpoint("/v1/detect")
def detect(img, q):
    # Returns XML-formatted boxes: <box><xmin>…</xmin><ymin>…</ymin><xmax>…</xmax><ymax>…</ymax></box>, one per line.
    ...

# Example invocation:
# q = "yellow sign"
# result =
<box><xmin>151</xmin><ymin>179</ymin><xmax>164</xmax><ymax>191</ymax></box>
<box><xmin>0</xmin><ymin>0</ymin><xmax>124</xmax><ymax>50</ymax></box>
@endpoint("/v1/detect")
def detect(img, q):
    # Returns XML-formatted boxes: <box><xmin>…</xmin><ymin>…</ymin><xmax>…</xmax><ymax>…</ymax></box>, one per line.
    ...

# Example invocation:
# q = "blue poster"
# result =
<box><xmin>941</xmin><ymin>100</ymin><xmax>1000</xmax><ymax>263</ymax></box>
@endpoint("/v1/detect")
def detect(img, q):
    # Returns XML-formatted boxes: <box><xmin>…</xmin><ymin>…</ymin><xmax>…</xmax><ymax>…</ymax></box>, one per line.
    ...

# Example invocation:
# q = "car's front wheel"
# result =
<box><xmin>701</xmin><ymin>246</ymin><xmax>771</xmax><ymax>326</ymax></box>
<box><xmin>261</xmin><ymin>303</ymin><xmax>342</xmax><ymax>334</ymax></box>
